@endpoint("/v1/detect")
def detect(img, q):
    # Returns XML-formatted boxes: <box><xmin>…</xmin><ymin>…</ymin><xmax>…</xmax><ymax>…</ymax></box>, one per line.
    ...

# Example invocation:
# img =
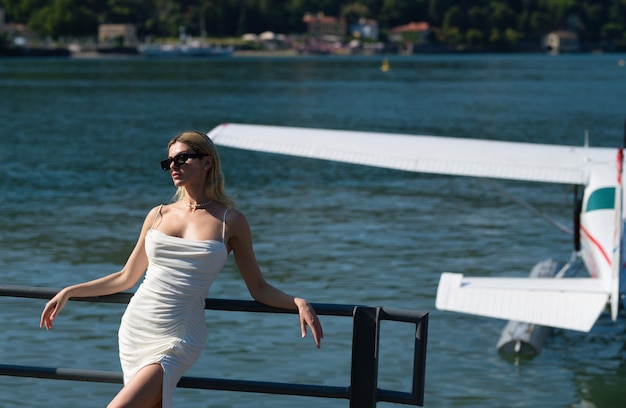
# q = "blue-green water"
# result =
<box><xmin>2</xmin><ymin>53</ymin><xmax>626</xmax><ymax>407</ymax></box>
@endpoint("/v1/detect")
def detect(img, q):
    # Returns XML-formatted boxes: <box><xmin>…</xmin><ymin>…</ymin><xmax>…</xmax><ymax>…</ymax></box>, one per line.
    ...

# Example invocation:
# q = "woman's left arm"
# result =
<box><xmin>227</xmin><ymin>209</ymin><xmax>324</xmax><ymax>348</ymax></box>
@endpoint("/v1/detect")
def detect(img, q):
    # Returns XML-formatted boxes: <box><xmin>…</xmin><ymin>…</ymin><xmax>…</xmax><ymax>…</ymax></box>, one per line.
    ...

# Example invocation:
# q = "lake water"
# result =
<box><xmin>1</xmin><ymin>53</ymin><xmax>626</xmax><ymax>407</ymax></box>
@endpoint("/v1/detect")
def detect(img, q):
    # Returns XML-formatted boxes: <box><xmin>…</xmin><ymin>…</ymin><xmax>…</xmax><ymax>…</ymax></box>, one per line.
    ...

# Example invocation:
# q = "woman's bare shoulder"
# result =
<box><xmin>146</xmin><ymin>204</ymin><xmax>165</xmax><ymax>217</ymax></box>
<box><xmin>141</xmin><ymin>204</ymin><xmax>172</xmax><ymax>227</ymax></box>
<box><xmin>225</xmin><ymin>207</ymin><xmax>247</xmax><ymax>224</ymax></box>
<box><xmin>224</xmin><ymin>207</ymin><xmax>253</xmax><ymax>241</ymax></box>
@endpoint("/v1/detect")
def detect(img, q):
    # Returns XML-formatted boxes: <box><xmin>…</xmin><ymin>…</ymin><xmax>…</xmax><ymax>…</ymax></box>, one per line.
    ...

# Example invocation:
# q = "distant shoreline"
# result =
<box><xmin>64</xmin><ymin>48</ymin><xmax>300</xmax><ymax>59</ymax></box>
<box><xmin>3</xmin><ymin>45</ymin><xmax>622</xmax><ymax>59</ymax></box>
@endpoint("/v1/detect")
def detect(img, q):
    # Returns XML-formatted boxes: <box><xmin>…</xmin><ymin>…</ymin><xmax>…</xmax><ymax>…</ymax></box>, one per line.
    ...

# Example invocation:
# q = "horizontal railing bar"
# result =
<box><xmin>0</xmin><ymin>364</ymin><xmax>349</xmax><ymax>400</ymax></box>
<box><xmin>0</xmin><ymin>285</ymin><xmax>132</xmax><ymax>303</ymax></box>
<box><xmin>0</xmin><ymin>285</ymin><xmax>427</xmax><ymax>321</ymax></box>
<box><xmin>178</xmin><ymin>376</ymin><xmax>348</xmax><ymax>399</ymax></box>
<box><xmin>204</xmin><ymin>298</ymin><xmax>356</xmax><ymax>316</ymax></box>
<box><xmin>379</xmin><ymin>307</ymin><xmax>429</xmax><ymax>323</ymax></box>
<box><xmin>0</xmin><ymin>286</ymin><xmax>427</xmax><ymax>321</ymax></box>
<box><xmin>0</xmin><ymin>364</ymin><xmax>122</xmax><ymax>384</ymax></box>
<box><xmin>0</xmin><ymin>285</ymin><xmax>355</xmax><ymax>317</ymax></box>
<box><xmin>377</xmin><ymin>389</ymin><xmax>422</xmax><ymax>405</ymax></box>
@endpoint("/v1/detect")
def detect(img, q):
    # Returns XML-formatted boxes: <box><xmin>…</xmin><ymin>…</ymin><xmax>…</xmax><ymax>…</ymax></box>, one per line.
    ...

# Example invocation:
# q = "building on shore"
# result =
<box><xmin>542</xmin><ymin>30</ymin><xmax>579</xmax><ymax>54</ymax></box>
<box><xmin>98</xmin><ymin>24</ymin><xmax>137</xmax><ymax>48</ymax></box>
<box><xmin>389</xmin><ymin>21</ymin><xmax>432</xmax><ymax>54</ymax></box>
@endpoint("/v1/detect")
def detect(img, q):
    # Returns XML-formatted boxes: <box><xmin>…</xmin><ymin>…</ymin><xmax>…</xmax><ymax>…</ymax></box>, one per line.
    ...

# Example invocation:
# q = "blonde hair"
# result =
<box><xmin>167</xmin><ymin>130</ymin><xmax>235</xmax><ymax>208</ymax></box>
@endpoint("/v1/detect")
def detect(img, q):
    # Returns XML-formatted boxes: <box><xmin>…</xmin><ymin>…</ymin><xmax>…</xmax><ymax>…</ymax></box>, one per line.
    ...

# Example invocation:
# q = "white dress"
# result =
<box><xmin>118</xmin><ymin>208</ymin><xmax>228</xmax><ymax>407</ymax></box>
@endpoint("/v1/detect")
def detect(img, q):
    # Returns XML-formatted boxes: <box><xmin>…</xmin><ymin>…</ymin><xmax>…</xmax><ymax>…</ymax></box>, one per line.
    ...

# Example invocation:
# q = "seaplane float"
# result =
<box><xmin>206</xmin><ymin>121</ymin><xmax>626</xmax><ymax>355</ymax></box>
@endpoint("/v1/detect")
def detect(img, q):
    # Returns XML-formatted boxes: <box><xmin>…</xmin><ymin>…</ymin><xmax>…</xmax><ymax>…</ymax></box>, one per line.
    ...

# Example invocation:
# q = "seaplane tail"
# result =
<box><xmin>609</xmin><ymin>148</ymin><xmax>624</xmax><ymax>322</ymax></box>
<box><xmin>436</xmin><ymin>273</ymin><xmax>610</xmax><ymax>332</ymax></box>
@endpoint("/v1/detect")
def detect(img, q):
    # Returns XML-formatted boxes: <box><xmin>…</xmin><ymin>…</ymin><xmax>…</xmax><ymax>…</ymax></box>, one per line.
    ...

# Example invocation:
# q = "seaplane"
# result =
<box><xmin>206</xmin><ymin>122</ymin><xmax>626</xmax><ymax>354</ymax></box>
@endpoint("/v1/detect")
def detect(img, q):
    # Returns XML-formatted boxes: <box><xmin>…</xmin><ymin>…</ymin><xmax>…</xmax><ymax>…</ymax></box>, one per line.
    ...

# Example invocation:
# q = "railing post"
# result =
<box><xmin>413</xmin><ymin>314</ymin><xmax>428</xmax><ymax>406</ymax></box>
<box><xmin>349</xmin><ymin>306</ymin><xmax>380</xmax><ymax>408</ymax></box>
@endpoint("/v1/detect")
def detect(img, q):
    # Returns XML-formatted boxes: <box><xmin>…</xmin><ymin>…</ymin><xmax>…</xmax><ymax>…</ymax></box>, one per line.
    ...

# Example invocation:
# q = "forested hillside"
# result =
<box><xmin>1</xmin><ymin>0</ymin><xmax>625</xmax><ymax>50</ymax></box>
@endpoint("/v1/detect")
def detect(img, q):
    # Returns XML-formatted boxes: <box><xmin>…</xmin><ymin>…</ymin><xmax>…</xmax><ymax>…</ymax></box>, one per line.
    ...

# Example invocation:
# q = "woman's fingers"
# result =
<box><xmin>300</xmin><ymin>311</ymin><xmax>324</xmax><ymax>348</ymax></box>
<box><xmin>40</xmin><ymin>302</ymin><xmax>56</xmax><ymax>329</ymax></box>
<box><xmin>40</xmin><ymin>294</ymin><xmax>66</xmax><ymax>330</ymax></box>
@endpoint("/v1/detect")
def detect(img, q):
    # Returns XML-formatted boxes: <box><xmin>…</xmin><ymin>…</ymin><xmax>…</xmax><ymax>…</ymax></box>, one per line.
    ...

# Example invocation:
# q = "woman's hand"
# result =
<box><xmin>295</xmin><ymin>297</ymin><xmax>324</xmax><ymax>348</ymax></box>
<box><xmin>40</xmin><ymin>289</ymin><xmax>69</xmax><ymax>330</ymax></box>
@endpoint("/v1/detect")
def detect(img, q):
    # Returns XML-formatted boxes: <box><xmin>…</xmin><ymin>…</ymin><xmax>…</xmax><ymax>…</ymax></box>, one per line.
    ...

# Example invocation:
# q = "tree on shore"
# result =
<box><xmin>0</xmin><ymin>0</ymin><xmax>624</xmax><ymax>50</ymax></box>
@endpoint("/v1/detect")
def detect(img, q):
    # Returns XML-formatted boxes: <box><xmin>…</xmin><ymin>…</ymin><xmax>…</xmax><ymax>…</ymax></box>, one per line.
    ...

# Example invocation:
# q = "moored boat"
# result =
<box><xmin>138</xmin><ymin>40</ymin><xmax>233</xmax><ymax>58</ymax></box>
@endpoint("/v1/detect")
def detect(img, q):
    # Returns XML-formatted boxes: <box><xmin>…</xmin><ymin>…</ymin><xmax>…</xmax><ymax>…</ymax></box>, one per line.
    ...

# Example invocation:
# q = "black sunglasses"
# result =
<box><xmin>161</xmin><ymin>153</ymin><xmax>206</xmax><ymax>171</ymax></box>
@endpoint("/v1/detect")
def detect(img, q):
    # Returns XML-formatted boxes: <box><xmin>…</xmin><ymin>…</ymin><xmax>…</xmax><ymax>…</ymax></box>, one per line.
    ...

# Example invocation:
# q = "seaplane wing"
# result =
<box><xmin>207</xmin><ymin>123</ymin><xmax>616</xmax><ymax>185</ymax></box>
<box><xmin>436</xmin><ymin>273</ymin><xmax>609</xmax><ymax>332</ymax></box>
<box><xmin>207</xmin><ymin>123</ymin><xmax>622</xmax><ymax>334</ymax></box>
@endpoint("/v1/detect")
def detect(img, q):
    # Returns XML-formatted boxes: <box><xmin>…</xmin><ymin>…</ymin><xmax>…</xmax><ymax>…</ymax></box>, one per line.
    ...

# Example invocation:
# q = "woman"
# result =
<box><xmin>40</xmin><ymin>130</ymin><xmax>324</xmax><ymax>408</ymax></box>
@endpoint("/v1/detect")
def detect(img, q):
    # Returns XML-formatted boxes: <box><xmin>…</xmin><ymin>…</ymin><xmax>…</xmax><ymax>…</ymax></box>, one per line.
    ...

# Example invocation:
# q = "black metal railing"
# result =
<box><xmin>0</xmin><ymin>285</ymin><xmax>428</xmax><ymax>407</ymax></box>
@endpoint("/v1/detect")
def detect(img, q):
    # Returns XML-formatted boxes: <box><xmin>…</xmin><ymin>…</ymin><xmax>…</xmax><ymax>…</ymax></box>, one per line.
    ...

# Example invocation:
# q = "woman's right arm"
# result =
<box><xmin>40</xmin><ymin>207</ymin><xmax>158</xmax><ymax>330</ymax></box>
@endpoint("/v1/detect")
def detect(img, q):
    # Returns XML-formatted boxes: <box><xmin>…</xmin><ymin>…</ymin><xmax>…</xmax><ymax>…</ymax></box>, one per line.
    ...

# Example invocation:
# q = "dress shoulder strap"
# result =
<box><xmin>151</xmin><ymin>205</ymin><xmax>164</xmax><ymax>229</ymax></box>
<box><xmin>222</xmin><ymin>208</ymin><xmax>230</xmax><ymax>242</ymax></box>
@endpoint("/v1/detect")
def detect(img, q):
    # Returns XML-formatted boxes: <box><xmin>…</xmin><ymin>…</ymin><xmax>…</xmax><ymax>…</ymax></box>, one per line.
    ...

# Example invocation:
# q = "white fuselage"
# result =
<box><xmin>579</xmin><ymin>150</ymin><xmax>623</xmax><ymax>320</ymax></box>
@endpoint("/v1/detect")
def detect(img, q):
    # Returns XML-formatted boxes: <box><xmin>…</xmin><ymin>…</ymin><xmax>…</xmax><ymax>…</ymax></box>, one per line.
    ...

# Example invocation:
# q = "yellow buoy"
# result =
<box><xmin>380</xmin><ymin>59</ymin><xmax>390</xmax><ymax>72</ymax></box>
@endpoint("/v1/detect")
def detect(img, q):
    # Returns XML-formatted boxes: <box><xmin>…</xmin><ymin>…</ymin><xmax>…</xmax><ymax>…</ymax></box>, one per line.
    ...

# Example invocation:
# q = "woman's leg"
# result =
<box><xmin>107</xmin><ymin>363</ymin><xmax>163</xmax><ymax>408</ymax></box>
